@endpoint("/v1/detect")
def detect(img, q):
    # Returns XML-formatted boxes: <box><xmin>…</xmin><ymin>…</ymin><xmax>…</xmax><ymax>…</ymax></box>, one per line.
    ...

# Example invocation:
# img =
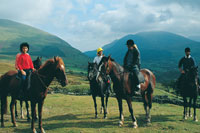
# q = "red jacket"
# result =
<box><xmin>17</xmin><ymin>53</ymin><xmax>34</xmax><ymax>70</ymax></box>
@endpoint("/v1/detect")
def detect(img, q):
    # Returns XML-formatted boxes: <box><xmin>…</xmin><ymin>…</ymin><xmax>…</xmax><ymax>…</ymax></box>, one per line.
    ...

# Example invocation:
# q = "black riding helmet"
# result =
<box><xmin>20</xmin><ymin>42</ymin><xmax>29</xmax><ymax>52</ymax></box>
<box><xmin>185</xmin><ymin>47</ymin><xmax>190</xmax><ymax>52</ymax></box>
<box><xmin>126</xmin><ymin>39</ymin><xmax>134</xmax><ymax>46</ymax></box>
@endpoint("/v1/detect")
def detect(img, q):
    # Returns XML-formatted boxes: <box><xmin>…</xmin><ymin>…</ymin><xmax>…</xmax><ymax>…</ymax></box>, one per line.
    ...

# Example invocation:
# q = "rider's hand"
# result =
<box><xmin>32</xmin><ymin>68</ymin><xmax>36</xmax><ymax>72</ymax></box>
<box><xmin>181</xmin><ymin>70</ymin><xmax>185</xmax><ymax>74</ymax></box>
<box><xmin>21</xmin><ymin>70</ymin><xmax>26</xmax><ymax>76</ymax></box>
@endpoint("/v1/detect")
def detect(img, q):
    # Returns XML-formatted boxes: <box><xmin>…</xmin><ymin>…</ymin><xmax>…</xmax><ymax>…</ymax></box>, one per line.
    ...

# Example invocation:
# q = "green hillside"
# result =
<box><xmin>84</xmin><ymin>31</ymin><xmax>200</xmax><ymax>83</ymax></box>
<box><xmin>0</xmin><ymin>19</ymin><xmax>91</xmax><ymax>70</ymax></box>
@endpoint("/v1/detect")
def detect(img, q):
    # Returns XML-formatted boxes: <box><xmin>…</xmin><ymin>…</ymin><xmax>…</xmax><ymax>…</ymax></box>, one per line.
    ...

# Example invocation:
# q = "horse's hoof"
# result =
<box><xmin>27</xmin><ymin>118</ymin><xmax>31</xmax><ymax>122</ymax></box>
<box><xmin>118</xmin><ymin>121</ymin><xmax>123</xmax><ymax>127</ymax></box>
<box><xmin>32</xmin><ymin>128</ymin><xmax>37</xmax><ymax>133</ymax></box>
<box><xmin>13</xmin><ymin>123</ymin><xmax>18</xmax><ymax>127</ymax></box>
<box><xmin>40</xmin><ymin>128</ymin><xmax>46</xmax><ymax>133</ymax></box>
<box><xmin>132</xmin><ymin>121</ymin><xmax>138</xmax><ymax>128</ymax></box>
<box><xmin>95</xmin><ymin>115</ymin><xmax>98</xmax><ymax>119</ymax></box>
<box><xmin>15</xmin><ymin>115</ymin><xmax>19</xmax><ymax>119</ymax></box>
<box><xmin>1</xmin><ymin>124</ymin><xmax>5</xmax><ymax>127</ymax></box>
<box><xmin>183</xmin><ymin>116</ymin><xmax>187</xmax><ymax>120</ymax></box>
<box><xmin>104</xmin><ymin>116</ymin><xmax>107</xmax><ymax>119</ymax></box>
<box><xmin>146</xmin><ymin>118</ymin><xmax>151</xmax><ymax>123</ymax></box>
<box><xmin>194</xmin><ymin>117</ymin><xmax>198</xmax><ymax>122</ymax></box>
<box><xmin>21</xmin><ymin>116</ymin><xmax>24</xmax><ymax>119</ymax></box>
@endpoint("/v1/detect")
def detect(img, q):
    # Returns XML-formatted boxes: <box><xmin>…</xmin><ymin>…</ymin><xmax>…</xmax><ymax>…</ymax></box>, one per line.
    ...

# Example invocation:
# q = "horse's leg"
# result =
<box><xmin>25</xmin><ymin>101</ymin><xmax>31</xmax><ymax>121</ymax></box>
<box><xmin>31</xmin><ymin>101</ymin><xmax>37</xmax><ymax>133</ymax></box>
<box><xmin>10</xmin><ymin>97</ymin><xmax>17</xmax><ymax>127</ymax></box>
<box><xmin>100</xmin><ymin>106</ymin><xmax>103</xmax><ymax>114</ymax></box>
<box><xmin>38</xmin><ymin>100</ymin><xmax>45</xmax><ymax>133</ymax></box>
<box><xmin>193</xmin><ymin>97</ymin><xmax>198</xmax><ymax>122</ymax></box>
<box><xmin>189</xmin><ymin>97</ymin><xmax>192</xmax><ymax>117</ymax></box>
<box><xmin>20</xmin><ymin>100</ymin><xmax>24</xmax><ymax>119</ymax></box>
<box><xmin>117</xmin><ymin>97</ymin><xmax>124</xmax><ymax>127</ymax></box>
<box><xmin>15</xmin><ymin>101</ymin><xmax>18</xmax><ymax>118</ymax></box>
<box><xmin>142</xmin><ymin>93</ymin><xmax>148</xmax><ymax>120</ymax></box>
<box><xmin>101</xmin><ymin>96</ymin><xmax>107</xmax><ymax>119</ymax></box>
<box><xmin>92</xmin><ymin>95</ymin><xmax>98</xmax><ymax>118</ymax></box>
<box><xmin>126</xmin><ymin>96</ymin><xmax>138</xmax><ymax>128</ymax></box>
<box><xmin>105</xmin><ymin>93</ymin><xmax>109</xmax><ymax>114</ymax></box>
<box><xmin>147</xmin><ymin>92</ymin><xmax>153</xmax><ymax>123</ymax></box>
<box><xmin>183</xmin><ymin>97</ymin><xmax>188</xmax><ymax>120</ymax></box>
<box><xmin>1</xmin><ymin>96</ymin><xmax>7</xmax><ymax>127</ymax></box>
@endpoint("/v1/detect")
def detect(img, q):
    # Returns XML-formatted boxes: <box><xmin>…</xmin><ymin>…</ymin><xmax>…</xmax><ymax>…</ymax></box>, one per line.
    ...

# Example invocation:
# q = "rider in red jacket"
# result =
<box><xmin>17</xmin><ymin>42</ymin><xmax>35</xmax><ymax>98</ymax></box>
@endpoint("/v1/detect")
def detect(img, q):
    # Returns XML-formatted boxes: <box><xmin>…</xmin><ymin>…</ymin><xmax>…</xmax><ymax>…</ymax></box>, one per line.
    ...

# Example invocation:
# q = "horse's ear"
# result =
<box><xmin>37</xmin><ymin>56</ymin><xmax>39</xmax><ymax>60</ymax></box>
<box><xmin>54</xmin><ymin>56</ymin><xmax>57</xmax><ymax>62</ymax></box>
<box><xmin>108</xmin><ymin>55</ymin><xmax>111</xmax><ymax>61</ymax></box>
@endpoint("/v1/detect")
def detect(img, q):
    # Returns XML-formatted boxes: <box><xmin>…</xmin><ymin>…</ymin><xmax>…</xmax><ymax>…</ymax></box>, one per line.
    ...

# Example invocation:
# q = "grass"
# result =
<box><xmin>1</xmin><ymin>61</ymin><xmax>200</xmax><ymax>132</ymax></box>
<box><xmin>1</xmin><ymin>94</ymin><xmax>200</xmax><ymax>133</ymax></box>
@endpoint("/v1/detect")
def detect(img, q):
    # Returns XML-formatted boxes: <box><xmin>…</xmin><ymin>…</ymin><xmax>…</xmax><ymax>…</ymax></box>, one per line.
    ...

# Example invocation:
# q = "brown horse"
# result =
<box><xmin>0</xmin><ymin>56</ymin><xmax>68</xmax><ymax>133</ymax></box>
<box><xmin>97</xmin><ymin>56</ymin><xmax>156</xmax><ymax>128</ymax></box>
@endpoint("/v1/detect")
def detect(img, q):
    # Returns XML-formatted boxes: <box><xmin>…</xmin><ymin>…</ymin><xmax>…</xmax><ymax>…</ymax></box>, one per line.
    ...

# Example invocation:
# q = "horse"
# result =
<box><xmin>97</xmin><ymin>56</ymin><xmax>156</xmax><ymax>128</ymax></box>
<box><xmin>0</xmin><ymin>56</ymin><xmax>68</xmax><ymax>133</ymax></box>
<box><xmin>88</xmin><ymin>62</ymin><xmax>110</xmax><ymax>119</ymax></box>
<box><xmin>178</xmin><ymin>66</ymin><xmax>199</xmax><ymax>121</ymax></box>
<box><xmin>14</xmin><ymin>56</ymin><xmax>42</xmax><ymax>120</ymax></box>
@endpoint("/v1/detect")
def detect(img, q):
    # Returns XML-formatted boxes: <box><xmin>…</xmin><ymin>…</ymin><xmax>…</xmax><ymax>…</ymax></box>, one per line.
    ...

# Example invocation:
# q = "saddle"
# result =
<box><xmin>129</xmin><ymin>72</ymin><xmax>145</xmax><ymax>84</ymax></box>
<box><xmin>138</xmin><ymin>72</ymin><xmax>145</xmax><ymax>84</ymax></box>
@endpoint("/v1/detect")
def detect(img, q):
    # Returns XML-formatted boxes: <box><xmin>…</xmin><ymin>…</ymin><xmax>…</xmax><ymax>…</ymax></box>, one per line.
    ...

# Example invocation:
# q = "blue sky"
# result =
<box><xmin>0</xmin><ymin>0</ymin><xmax>200</xmax><ymax>51</ymax></box>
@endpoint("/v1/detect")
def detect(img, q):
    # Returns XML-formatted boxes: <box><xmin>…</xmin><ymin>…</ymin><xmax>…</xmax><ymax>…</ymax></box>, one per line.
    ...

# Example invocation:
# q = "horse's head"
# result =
<box><xmin>53</xmin><ymin>56</ymin><xmax>68</xmax><ymax>87</ymax></box>
<box><xmin>97</xmin><ymin>56</ymin><xmax>114</xmax><ymax>80</ymax></box>
<box><xmin>33</xmin><ymin>56</ymin><xmax>42</xmax><ymax>70</ymax></box>
<box><xmin>87</xmin><ymin>62</ymin><xmax>98</xmax><ymax>81</ymax></box>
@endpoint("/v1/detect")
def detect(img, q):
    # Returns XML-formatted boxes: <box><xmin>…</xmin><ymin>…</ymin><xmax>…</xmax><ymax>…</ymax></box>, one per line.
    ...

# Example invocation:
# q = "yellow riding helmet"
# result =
<box><xmin>97</xmin><ymin>47</ymin><xmax>103</xmax><ymax>53</ymax></box>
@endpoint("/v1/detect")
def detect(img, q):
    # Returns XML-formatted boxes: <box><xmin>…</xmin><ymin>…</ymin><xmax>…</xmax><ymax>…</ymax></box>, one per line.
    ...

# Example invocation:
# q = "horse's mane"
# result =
<box><xmin>39</xmin><ymin>57</ymin><xmax>64</xmax><ymax>70</ymax></box>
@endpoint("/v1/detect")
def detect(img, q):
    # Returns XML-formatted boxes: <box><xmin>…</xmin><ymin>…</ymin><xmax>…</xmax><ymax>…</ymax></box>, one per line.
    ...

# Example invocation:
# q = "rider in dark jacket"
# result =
<box><xmin>123</xmin><ymin>39</ymin><xmax>141</xmax><ymax>95</ymax></box>
<box><xmin>178</xmin><ymin>47</ymin><xmax>196</xmax><ymax>90</ymax></box>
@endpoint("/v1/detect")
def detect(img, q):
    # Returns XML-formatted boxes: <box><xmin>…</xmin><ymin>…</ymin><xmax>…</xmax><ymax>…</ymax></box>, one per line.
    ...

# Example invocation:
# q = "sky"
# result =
<box><xmin>0</xmin><ymin>0</ymin><xmax>200</xmax><ymax>52</ymax></box>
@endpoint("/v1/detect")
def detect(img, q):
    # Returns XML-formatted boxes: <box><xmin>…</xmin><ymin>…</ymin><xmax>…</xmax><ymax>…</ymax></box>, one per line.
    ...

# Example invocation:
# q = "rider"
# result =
<box><xmin>178</xmin><ymin>47</ymin><xmax>196</xmax><ymax>88</ymax></box>
<box><xmin>17</xmin><ymin>42</ymin><xmax>35</xmax><ymax>98</ymax></box>
<box><xmin>93</xmin><ymin>47</ymin><xmax>111</xmax><ymax>93</ymax></box>
<box><xmin>93</xmin><ymin>47</ymin><xmax>104</xmax><ymax>65</ymax></box>
<box><xmin>123</xmin><ymin>39</ymin><xmax>141</xmax><ymax>95</ymax></box>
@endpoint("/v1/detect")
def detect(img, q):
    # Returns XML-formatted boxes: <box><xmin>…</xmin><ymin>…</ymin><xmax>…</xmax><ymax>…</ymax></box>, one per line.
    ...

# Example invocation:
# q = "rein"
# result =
<box><xmin>34</xmin><ymin>71</ymin><xmax>49</xmax><ymax>90</ymax></box>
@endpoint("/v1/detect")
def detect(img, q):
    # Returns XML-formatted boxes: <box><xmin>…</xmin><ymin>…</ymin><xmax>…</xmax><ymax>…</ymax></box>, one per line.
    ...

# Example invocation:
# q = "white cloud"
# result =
<box><xmin>0</xmin><ymin>0</ymin><xmax>200</xmax><ymax>51</ymax></box>
<box><xmin>0</xmin><ymin>0</ymin><xmax>53</xmax><ymax>24</ymax></box>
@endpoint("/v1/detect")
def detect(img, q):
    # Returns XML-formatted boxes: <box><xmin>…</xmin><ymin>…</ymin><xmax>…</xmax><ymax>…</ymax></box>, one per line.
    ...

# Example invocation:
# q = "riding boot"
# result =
<box><xmin>26</xmin><ymin>72</ymin><xmax>32</xmax><ymax>90</ymax></box>
<box><xmin>18</xmin><ymin>80</ymin><xmax>25</xmax><ymax>99</ymax></box>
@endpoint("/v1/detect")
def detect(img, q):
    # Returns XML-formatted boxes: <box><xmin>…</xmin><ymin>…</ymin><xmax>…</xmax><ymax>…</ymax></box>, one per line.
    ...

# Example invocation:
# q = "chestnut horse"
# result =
<box><xmin>0</xmin><ymin>56</ymin><xmax>68</xmax><ymax>133</ymax></box>
<box><xmin>97</xmin><ymin>56</ymin><xmax>156</xmax><ymax>128</ymax></box>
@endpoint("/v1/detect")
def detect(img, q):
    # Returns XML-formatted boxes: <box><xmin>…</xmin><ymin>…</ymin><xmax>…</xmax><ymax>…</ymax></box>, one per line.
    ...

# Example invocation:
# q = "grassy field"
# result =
<box><xmin>1</xmin><ymin>61</ymin><xmax>200</xmax><ymax>133</ymax></box>
<box><xmin>1</xmin><ymin>94</ymin><xmax>200</xmax><ymax>133</ymax></box>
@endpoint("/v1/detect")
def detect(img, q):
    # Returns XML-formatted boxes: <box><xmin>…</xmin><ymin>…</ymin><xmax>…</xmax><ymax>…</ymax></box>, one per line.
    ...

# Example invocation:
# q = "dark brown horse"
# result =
<box><xmin>0</xmin><ymin>56</ymin><xmax>68</xmax><ymax>133</ymax></box>
<box><xmin>88</xmin><ymin>62</ymin><xmax>110</xmax><ymax>119</ymax></box>
<box><xmin>178</xmin><ymin>66</ymin><xmax>199</xmax><ymax>121</ymax></box>
<box><xmin>15</xmin><ymin>56</ymin><xmax>42</xmax><ymax>120</ymax></box>
<box><xmin>97</xmin><ymin>56</ymin><xmax>156</xmax><ymax>128</ymax></box>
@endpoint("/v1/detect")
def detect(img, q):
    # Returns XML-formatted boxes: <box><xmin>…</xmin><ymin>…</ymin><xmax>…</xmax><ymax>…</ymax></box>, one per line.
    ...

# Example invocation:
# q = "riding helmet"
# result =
<box><xmin>185</xmin><ymin>47</ymin><xmax>190</xmax><ymax>52</ymax></box>
<box><xmin>126</xmin><ymin>39</ymin><xmax>134</xmax><ymax>46</ymax></box>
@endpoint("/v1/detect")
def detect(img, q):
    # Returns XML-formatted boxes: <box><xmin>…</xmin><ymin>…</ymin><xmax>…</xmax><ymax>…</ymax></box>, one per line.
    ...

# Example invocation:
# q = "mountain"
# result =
<box><xmin>188</xmin><ymin>35</ymin><xmax>200</xmax><ymax>42</ymax></box>
<box><xmin>0</xmin><ymin>19</ymin><xmax>91</xmax><ymax>69</ymax></box>
<box><xmin>84</xmin><ymin>31</ymin><xmax>200</xmax><ymax>83</ymax></box>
